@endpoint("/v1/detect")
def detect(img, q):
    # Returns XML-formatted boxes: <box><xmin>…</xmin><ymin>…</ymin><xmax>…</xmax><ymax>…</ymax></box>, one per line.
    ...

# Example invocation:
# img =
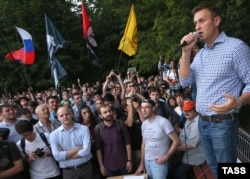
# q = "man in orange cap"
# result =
<box><xmin>172</xmin><ymin>100</ymin><xmax>205</xmax><ymax>179</ymax></box>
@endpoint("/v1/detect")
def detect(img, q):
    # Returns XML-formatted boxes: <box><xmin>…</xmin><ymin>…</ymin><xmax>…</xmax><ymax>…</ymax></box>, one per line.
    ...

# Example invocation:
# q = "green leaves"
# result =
<box><xmin>0</xmin><ymin>0</ymin><xmax>249</xmax><ymax>94</ymax></box>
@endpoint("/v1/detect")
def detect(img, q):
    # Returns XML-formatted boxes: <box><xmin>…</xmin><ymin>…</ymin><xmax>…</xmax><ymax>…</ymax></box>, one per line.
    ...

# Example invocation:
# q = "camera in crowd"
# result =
<box><xmin>34</xmin><ymin>148</ymin><xmax>45</xmax><ymax>157</ymax></box>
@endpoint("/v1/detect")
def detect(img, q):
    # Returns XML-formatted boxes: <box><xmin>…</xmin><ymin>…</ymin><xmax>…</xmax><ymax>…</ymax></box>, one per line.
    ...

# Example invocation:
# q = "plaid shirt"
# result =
<box><xmin>180</xmin><ymin>32</ymin><xmax>250</xmax><ymax>115</ymax></box>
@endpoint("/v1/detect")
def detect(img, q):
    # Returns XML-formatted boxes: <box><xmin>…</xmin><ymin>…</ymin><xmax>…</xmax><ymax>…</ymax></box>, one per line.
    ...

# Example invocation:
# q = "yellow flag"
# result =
<box><xmin>118</xmin><ymin>4</ymin><xmax>137</xmax><ymax>56</ymax></box>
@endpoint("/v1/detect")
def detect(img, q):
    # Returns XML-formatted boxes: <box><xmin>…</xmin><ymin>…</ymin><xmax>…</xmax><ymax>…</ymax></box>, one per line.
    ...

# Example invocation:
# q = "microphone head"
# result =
<box><xmin>193</xmin><ymin>31</ymin><xmax>199</xmax><ymax>37</ymax></box>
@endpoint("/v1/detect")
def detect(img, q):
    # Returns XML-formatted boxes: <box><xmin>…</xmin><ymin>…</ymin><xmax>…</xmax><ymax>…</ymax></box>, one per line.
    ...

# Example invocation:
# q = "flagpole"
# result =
<box><xmin>117</xmin><ymin>40</ymin><xmax>126</xmax><ymax>71</ymax></box>
<box><xmin>53</xmin><ymin>67</ymin><xmax>62</xmax><ymax>101</ymax></box>
<box><xmin>22</xmin><ymin>65</ymin><xmax>32</xmax><ymax>88</ymax></box>
<box><xmin>117</xmin><ymin>7</ymin><xmax>131</xmax><ymax>71</ymax></box>
<box><xmin>117</xmin><ymin>7</ymin><xmax>130</xmax><ymax>71</ymax></box>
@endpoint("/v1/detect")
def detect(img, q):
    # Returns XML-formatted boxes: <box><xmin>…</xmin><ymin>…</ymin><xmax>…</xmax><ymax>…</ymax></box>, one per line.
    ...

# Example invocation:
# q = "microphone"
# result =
<box><xmin>179</xmin><ymin>32</ymin><xmax>199</xmax><ymax>48</ymax></box>
<box><xmin>172</xmin><ymin>32</ymin><xmax>199</xmax><ymax>55</ymax></box>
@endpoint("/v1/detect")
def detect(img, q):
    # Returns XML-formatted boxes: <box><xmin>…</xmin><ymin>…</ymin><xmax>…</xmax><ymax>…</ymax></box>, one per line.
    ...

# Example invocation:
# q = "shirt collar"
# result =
<box><xmin>59</xmin><ymin>122</ymin><xmax>77</xmax><ymax>131</ymax></box>
<box><xmin>204</xmin><ymin>31</ymin><xmax>227</xmax><ymax>49</ymax></box>
<box><xmin>37</xmin><ymin>121</ymin><xmax>45</xmax><ymax>127</ymax></box>
<box><xmin>2</xmin><ymin>119</ymin><xmax>17</xmax><ymax>126</ymax></box>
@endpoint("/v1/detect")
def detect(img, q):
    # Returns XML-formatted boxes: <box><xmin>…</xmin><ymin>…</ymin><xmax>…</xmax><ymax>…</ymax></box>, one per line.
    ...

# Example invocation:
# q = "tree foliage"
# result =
<box><xmin>0</xmin><ymin>0</ymin><xmax>249</xmax><ymax>94</ymax></box>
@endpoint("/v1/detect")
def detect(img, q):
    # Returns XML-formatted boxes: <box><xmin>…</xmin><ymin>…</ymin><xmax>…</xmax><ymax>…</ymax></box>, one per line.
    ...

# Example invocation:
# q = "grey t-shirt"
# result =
<box><xmin>142</xmin><ymin>115</ymin><xmax>174</xmax><ymax>160</ymax></box>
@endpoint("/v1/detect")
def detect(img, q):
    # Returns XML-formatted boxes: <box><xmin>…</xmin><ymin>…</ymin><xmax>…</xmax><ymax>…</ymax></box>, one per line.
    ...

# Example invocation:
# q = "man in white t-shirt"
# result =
<box><xmin>15</xmin><ymin>120</ymin><xmax>61</xmax><ymax>179</ymax></box>
<box><xmin>135</xmin><ymin>99</ymin><xmax>180</xmax><ymax>179</ymax></box>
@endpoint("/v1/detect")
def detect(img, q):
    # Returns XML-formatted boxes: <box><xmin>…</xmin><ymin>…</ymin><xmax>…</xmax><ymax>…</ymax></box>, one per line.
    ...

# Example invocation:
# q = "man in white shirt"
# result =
<box><xmin>0</xmin><ymin>104</ymin><xmax>21</xmax><ymax>143</ymax></box>
<box><xmin>50</xmin><ymin>107</ymin><xmax>93</xmax><ymax>178</ymax></box>
<box><xmin>15</xmin><ymin>120</ymin><xmax>60</xmax><ymax>179</ymax></box>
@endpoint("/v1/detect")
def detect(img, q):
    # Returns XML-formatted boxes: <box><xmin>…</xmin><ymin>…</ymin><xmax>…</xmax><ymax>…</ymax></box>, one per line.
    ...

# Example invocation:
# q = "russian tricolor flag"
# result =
<box><xmin>5</xmin><ymin>27</ymin><xmax>35</xmax><ymax>65</ymax></box>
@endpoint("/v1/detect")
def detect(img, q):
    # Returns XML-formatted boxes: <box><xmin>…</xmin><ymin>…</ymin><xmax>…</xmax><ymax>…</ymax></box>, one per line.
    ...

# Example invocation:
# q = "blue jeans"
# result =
<box><xmin>198</xmin><ymin>116</ymin><xmax>239</xmax><ymax>178</ymax></box>
<box><xmin>145</xmin><ymin>159</ymin><xmax>168</xmax><ymax>179</ymax></box>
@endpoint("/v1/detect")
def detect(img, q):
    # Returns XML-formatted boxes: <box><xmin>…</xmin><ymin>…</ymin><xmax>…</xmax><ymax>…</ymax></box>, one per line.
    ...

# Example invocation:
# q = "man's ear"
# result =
<box><xmin>214</xmin><ymin>16</ymin><xmax>221</xmax><ymax>27</ymax></box>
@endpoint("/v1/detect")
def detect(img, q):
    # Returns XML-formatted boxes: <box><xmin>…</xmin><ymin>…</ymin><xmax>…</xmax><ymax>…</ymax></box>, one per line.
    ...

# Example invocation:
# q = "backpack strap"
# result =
<box><xmin>96</xmin><ymin>123</ymin><xmax>102</xmax><ymax>137</ymax></box>
<box><xmin>116</xmin><ymin>119</ymin><xmax>123</xmax><ymax>131</ymax></box>
<box><xmin>20</xmin><ymin>133</ymin><xmax>50</xmax><ymax>156</ymax></box>
<box><xmin>20</xmin><ymin>138</ymin><xmax>27</xmax><ymax>155</ymax></box>
<box><xmin>39</xmin><ymin>133</ymin><xmax>50</xmax><ymax>149</ymax></box>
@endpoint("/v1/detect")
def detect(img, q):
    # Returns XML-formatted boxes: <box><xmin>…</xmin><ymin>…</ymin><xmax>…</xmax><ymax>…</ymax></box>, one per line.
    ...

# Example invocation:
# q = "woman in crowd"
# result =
<box><xmin>78</xmin><ymin>105</ymin><xmax>101</xmax><ymax>179</ymax></box>
<box><xmin>166</xmin><ymin>61</ymin><xmax>181</xmax><ymax>96</ymax></box>
<box><xmin>168</xmin><ymin>96</ymin><xmax>178</xmax><ymax>109</ymax></box>
<box><xmin>78</xmin><ymin>105</ymin><xmax>97</xmax><ymax>139</ymax></box>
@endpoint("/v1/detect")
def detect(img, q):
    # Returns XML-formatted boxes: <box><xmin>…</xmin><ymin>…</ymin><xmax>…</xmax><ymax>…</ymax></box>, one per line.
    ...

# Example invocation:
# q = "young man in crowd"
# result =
<box><xmin>135</xmin><ymin>99</ymin><xmax>180</xmax><ymax>179</ymax></box>
<box><xmin>94</xmin><ymin>104</ymin><xmax>132</xmax><ymax>177</ymax></box>
<box><xmin>50</xmin><ymin>107</ymin><xmax>93</xmax><ymax>178</ymax></box>
<box><xmin>15</xmin><ymin>120</ymin><xmax>61</xmax><ymax>179</ymax></box>
<box><xmin>0</xmin><ymin>104</ymin><xmax>21</xmax><ymax>143</ymax></box>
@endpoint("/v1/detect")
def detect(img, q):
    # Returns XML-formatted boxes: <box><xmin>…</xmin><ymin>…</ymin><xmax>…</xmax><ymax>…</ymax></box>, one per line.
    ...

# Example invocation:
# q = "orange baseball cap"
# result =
<box><xmin>182</xmin><ymin>100</ymin><xmax>195</xmax><ymax>111</ymax></box>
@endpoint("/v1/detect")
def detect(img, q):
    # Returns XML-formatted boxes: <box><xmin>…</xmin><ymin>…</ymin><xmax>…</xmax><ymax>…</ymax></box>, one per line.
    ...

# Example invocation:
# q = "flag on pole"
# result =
<box><xmin>45</xmin><ymin>14</ymin><xmax>67</xmax><ymax>88</ymax></box>
<box><xmin>118</xmin><ymin>4</ymin><xmax>138</xmax><ymax>56</ymax></box>
<box><xmin>5</xmin><ymin>27</ymin><xmax>35</xmax><ymax>65</ymax></box>
<box><xmin>81</xmin><ymin>2</ymin><xmax>101</xmax><ymax>67</ymax></box>
<box><xmin>45</xmin><ymin>14</ymin><xmax>65</xmax><ymax>67</ymax></box>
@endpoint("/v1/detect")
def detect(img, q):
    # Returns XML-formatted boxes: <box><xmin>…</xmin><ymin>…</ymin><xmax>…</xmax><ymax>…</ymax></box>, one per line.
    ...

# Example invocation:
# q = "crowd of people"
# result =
<box><xmin>0</xmin><ymin>65</ymin><xmax>192</xmax><ymax>179</ymax></box>
<box><xmin>1</xmin><ymin>3</ymin><xmax>250</xmax><ymax>179</ymax></box>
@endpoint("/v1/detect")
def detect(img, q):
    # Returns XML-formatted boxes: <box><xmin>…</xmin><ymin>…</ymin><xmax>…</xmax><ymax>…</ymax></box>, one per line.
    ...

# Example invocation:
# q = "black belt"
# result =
<box><xmin>199</xmin><ymin>113</ymin><xmax>239</xmax><ymax>123</ymax></box>
<box><xmin>63</xmin><ymin>159</ymin><xmax>91</xmax><ymax>170</ymax></box>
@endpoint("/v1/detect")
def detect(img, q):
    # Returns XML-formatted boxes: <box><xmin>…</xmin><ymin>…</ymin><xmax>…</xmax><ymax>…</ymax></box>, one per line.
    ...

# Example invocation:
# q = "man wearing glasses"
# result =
<box><xmin>135</xmin><ymin>99</ymin><xmax>180</xmax><ymax>179</ymax></box>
